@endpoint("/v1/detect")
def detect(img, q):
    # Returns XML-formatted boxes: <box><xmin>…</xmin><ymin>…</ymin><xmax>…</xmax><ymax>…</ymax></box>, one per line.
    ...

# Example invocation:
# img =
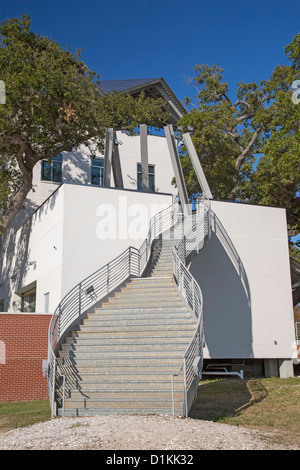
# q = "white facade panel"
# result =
<box><xmin>190</xmin><ymin>200</ymin><xmax>295</xmax><ymax>361</ymax></box>
<box><xmin>60</xmin><ymin>184</ymin><xmax>173</xmax><ymax>297</ymax></box>
<box><xmin>13</xmin><ymin>132</ymin><xmax>176</xmax><ymax>231</ymax></box>
<box><xmin>1</xmin><ymin>182</ymin><xmax>173</xmax><ymax>313</ymax></box>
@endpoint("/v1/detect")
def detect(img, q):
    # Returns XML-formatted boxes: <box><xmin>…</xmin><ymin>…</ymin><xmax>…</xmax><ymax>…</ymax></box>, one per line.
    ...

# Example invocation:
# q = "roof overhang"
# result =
<box><xmin>99</xmin><ymin>77</ymin><xmax>186</xmax><ymax>125</ymax></box>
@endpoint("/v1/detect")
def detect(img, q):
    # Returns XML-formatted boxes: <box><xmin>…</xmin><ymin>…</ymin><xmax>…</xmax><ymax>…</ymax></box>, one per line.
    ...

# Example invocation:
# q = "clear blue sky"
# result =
<box><xmin>1</xmin><ymin>0</ymin><xmax>299</xmax><ymax>104</ymax></box>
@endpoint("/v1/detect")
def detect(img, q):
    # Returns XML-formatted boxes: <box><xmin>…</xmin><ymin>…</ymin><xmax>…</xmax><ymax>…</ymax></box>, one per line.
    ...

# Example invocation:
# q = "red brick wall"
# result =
<box><xmin>0</xmin><ymin>314</ymin><xmax>51</xmax><ymax>402</ymax></box>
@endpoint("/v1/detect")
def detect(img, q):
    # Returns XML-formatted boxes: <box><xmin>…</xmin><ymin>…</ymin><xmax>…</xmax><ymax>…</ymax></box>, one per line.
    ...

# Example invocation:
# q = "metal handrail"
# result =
<box><xmin>171</xmin><ymin>197</ymin><xmax>211</xmax><ymax>417</ymax></box>
<box><xmin>47</xmin><ymin>199</ymin><xmax>178</xmax><ymax>417</ymax></box>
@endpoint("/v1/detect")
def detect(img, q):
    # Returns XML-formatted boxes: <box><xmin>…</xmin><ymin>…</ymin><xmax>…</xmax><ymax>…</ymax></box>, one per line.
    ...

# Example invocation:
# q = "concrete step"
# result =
<box><xmin>99</xmin><ymin>300</ymin><xmax>184</xmax><ymax>308</ymax></box>
<box><xmin>66</xmin><ymin>363</ymin><xmax>183</xmax><ymax>374</ymax></box>
<box><xmin>89</xmin><ymin>310</ymin><xmax>191</xmax><ymax>320</ymax></box>
<box><xmin>69</xmin><ymin>389</ymin><xmax>184</xmax><ymax>400</ymax></box>
<box><xmin>67</xmin><ymin>356</ymin><xmax>183</xmax><ymax>367</ymax></box>
<box><xmin>81</xmin><ymin>318</ymin><xmax>194</xmax><ymax>328</ymax></box>
<box><xmin>59</xmin><ymin>348</ymin><xmax>187</xmax><ymax>359</ymax></box>
<box><xmin>109</xmin><ymin>290</ymin><xmax>178</xmax><ymax>300</ymax></box>
<box><xmin>65</xmin><ymin>335</ymin><xmax>193</xmax><ymax>345</ymax></box>
<box><xmin>75</xmin><ymin>371</ymin><xmax>184</xmax><ymax>382</ymax></box>
<box><xmin>63</xmin><ymin>397</ymin><xmax>182</xmax><ymax>410</ymax></box>
<box><xmin>128</xmin><ymin>277</ymin><xmax>173</xmax><ymax>285</ymax></box>
<box><xmin>76</xmin><ymin>324</ymin><xmax>195</xmax><ymax>334</ymax></box>
<box><xmin>94</xmin><ymin>305</ymin><xmax>187</xmax><ymax>313</ymax></box>
<box><xmin>69</xmin><ymin>379</ymin><xmax>184</xmax><ymax>390</ymax></box>
<box><xmin>59</xmin><ymin>406</ymin><xmax>183</xmax><ymax>417</ymax></box>
<box><xmin>120</xmin><ymin>283</ymin><xmax>175</xmax><ymax>292</ymax></box>
<box><xmin>72</xmin><ymin>328</ymin><xmax>195</xmax><ymax>339</ymax></box>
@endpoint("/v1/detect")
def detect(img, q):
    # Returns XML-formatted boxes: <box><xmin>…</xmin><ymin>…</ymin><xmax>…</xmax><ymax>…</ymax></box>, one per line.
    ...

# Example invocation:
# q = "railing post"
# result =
<box><xmin>183</xmin><ymin>358</ymin><xmax>188</xmax><ymax>418</ymax></box>
<box><xmin>171</xmin><ymin>375</ymin><xmax>175</xmax><ymax>417</ymax></box>
<box><xmin>51</xmin><ymin>359</ymin><xmax>56</xmax><ymax>417</ymax></box>
<box><xmin>78</xmin><ymin>283</ymin><xmax>82</xmax><ymax>317</ymax></box>
<box><xmin>192</xmin><ymin>279</ymin><xmax>195</xmax><ymax>313</ymax></box>
<box><xmin>129</xmin><ymin>246</ymin><xmax>131</xmax><ymax>275</ymax></box>
<box><xmin>107</xmin><ymin>264</ymin><xmax>110</xmax><ymax>293</ymax></box>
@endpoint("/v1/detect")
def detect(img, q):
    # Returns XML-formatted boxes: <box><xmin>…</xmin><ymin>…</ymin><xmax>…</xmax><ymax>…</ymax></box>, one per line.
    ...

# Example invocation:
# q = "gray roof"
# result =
<box><xmin>99</xmin><ymin>77</ymin><xmax>186</xmax><ymax>124</ymax></box>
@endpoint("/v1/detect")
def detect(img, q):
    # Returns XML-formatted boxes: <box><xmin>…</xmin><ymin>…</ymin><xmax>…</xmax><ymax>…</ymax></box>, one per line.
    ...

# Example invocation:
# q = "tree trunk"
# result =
<box><xmin>0</xmin><ymin>172</ymin><xmax>32</xmax><ymax>235</ymax></box>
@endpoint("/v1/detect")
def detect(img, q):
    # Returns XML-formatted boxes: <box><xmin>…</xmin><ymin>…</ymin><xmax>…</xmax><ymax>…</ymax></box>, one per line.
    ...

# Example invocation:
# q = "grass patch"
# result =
<box><xmin>190</xmin><ymin>377</ymin><xmax>300</xmax><ymax>446</ymax></box>
<box><xmin>0</xmin><ymin>400</ymin><xmax>51</xmax><ymax>433</ymax></box>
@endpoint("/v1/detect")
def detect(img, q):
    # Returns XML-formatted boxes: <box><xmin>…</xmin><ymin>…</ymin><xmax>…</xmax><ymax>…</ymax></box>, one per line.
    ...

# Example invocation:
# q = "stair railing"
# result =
<box><xmin>47</xmin><ymin>199</ymin><xmax>178</xmax><ymax>417</ymax></box>
<box><xmin>171</xmin><ymin>197</ymin><xmax>211</xmax><ymax>417</ymax></box>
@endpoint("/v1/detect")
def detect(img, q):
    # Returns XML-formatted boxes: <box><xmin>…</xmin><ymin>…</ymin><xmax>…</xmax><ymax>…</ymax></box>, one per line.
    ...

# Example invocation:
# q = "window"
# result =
<box><xmin>21</xmin><ymin>289</ymin><xmax>36</xmax><ymax>313</ymax></box>
<box><xmin>41</xmin><ymin>153</ymin><xmax>62</xmax><ymax>183</ymax></box>
<box><xmin>137</xmin><ymin>163</ymin><xmax>155</xmax><ymax>192</ymax></box>
<box><xmin>91</xmin><ymin>158</ymin><xmax>104</xmax><ymax>186</ymax></box>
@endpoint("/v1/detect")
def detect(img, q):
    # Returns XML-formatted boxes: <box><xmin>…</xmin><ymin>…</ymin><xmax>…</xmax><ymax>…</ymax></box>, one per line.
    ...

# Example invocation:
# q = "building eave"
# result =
<box><xmin>99</xmin><ymin>77</ymin><xmax>186</xmax><ymax>125</ymax></box>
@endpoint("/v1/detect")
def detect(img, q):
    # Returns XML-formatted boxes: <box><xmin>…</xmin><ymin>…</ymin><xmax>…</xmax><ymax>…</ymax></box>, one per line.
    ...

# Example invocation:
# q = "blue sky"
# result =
<box><xmin>1</xmin><ymin>0</ymin><xmax>299</xmax><ymax>105</ymax></box>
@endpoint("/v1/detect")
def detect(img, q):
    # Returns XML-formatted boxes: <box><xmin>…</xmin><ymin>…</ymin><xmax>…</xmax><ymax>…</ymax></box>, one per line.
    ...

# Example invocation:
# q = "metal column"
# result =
<box><xmin>103</xmin><ymin>128</ymin><xmax>114</xmax><ymax>187</ymax></box>
<box><xmin>112</xmin><ymin>131</ymin><xmax>124</xmax><ymax>189</ymax></box>
<box><xmin>140</xmin><ymin>124</ymin><xmax>149</xmax><ymax>191</ymax></box>
<box><xmin>182</xmin><ymin>132</ymin><xmax>213</xmax><ymax>199</ymax></box>
<box><xmin>164</xmin><ymin>124</ymin><xmax>190</xmax><ymax>214</ymax></box>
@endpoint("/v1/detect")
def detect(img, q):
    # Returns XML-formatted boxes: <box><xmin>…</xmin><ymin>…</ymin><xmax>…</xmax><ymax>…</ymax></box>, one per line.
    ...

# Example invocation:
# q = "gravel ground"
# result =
<box><xmin>0</xmin><ymin>414</ymin><xmax>298</xmax><ymax>451</ymax></box>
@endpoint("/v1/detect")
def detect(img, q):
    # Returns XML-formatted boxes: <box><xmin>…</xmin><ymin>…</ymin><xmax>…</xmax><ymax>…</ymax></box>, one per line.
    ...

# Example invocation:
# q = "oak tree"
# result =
<box><xmin>178</xmin><ymin>35</ymin><xmax>300</xmax><ymax>259</ymax></box>
<box><xmin>0</xmin><ymin>15</ymin><xmax>168</xmax><ymax>234</ymax></box>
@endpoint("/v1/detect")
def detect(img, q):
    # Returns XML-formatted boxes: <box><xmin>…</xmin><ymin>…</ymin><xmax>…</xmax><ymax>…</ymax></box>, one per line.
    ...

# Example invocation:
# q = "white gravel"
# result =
<box><xmin>0</xmin><ymin>414</ymin><xmax>298</xmax><ymax>450</ymax></box>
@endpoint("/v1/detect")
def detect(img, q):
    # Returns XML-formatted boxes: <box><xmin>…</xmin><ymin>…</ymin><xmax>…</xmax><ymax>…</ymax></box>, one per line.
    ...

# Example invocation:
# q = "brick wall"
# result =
<box><xmin>0</xmin><ymin>314</ymin><xmax>51</xmax><ymax>402</ymax></box>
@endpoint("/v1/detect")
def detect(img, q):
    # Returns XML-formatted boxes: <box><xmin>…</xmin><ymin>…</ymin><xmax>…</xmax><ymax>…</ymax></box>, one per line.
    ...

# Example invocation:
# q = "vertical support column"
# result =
<box><xmin>182</xmin><ymin>132</ymin><xmax>213</xmax><ymax>199</ymax></box>
<box><xmin>164</xmin><ymin>124</ymin><xmax>190</xmax><ymax>215</ymax></box>
<box><xmin>112</xmin><ymin>131</ymin><xmax>124</xmax><ymax>189</ymax></box>
<box><xmin>104</xmin><ymin>128</ymin><xmax>114</xmax><ymax>187</ymax></box>
<box><xmin>140</xmin><ymin>124</ymin><xmax>149</xmax><ymax>191</ymax></box>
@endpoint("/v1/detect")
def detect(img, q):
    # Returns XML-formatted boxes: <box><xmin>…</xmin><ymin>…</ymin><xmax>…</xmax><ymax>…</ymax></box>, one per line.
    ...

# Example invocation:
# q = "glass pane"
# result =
<box><xmin>91</xmin><ymin>167</ymin><xmax>100</xmax><ymax>185</ymax></box>
<box><xmin>149</xmin><ymin>174</ymin><xmax>155</xmax><ymax>192</ymax></box>
<box><xmin>99</xmin><ymin>167</ymin><xmax>104</xmax><ymax>186</ymax></box>
<box><xmin>148</xmin><ymin>165</ymin><xmax>155</xmax><ymax>175</ymax></box>
<box><xmin>91</xmin><ymin>158</ymin><xmax>104</xmax><ymax>167</ymax></box>
<box><xmin>22</xmin><ymin>291</ymin><xmax>36</xmax><ymax>313</ymax></box>
<box><xmin>52</xmin><ymin>162</ymin><xmax>62</xmax><ymax>182</ymax></box>
<box><xmin>137</xmin><ymin>172</ymin><xmax>142</xmax><ymax>191</ymax></box>
<box><xmin>53</xmin><ymin>153</ymin><xmax>62</xmax><ymax>162</ymax></box>
<box><xmin>41</xmin><ymin>160</ymin><xmax>52</xmax><ymax>181</ymax></box>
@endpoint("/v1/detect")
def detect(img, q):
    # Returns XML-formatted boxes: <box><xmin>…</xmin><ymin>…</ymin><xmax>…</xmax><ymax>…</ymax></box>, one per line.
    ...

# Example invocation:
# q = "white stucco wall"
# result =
<box><xmin>190</xmin><ymin>200</ymin><xmax>296</xmax><ymax>361</ymax></box>
<box><xmin>0</xmin><ymin>185</ymin><xmax>64</xmax><ymax>313</ymax></box>
<box><xmin>12</xmin><ymin>132</ymin><xmax>176</xmax><ymax>231</ymax></box>
<box><xmin>1</xmin><ymin>183</ymin><xmax>173</xmax><ymax>314</ymax></box>
<box><xmin>60</xmin><ymin>183</ymin><xmax>173</xmax><ymax>297</ymax></box>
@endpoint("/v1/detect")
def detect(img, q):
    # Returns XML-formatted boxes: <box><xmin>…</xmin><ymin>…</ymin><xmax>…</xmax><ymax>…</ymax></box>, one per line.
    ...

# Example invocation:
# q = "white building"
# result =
<box><xmin>0</xmin><ymin>78</ymin><xmax>298</xmax><ymax>415</ymax></box>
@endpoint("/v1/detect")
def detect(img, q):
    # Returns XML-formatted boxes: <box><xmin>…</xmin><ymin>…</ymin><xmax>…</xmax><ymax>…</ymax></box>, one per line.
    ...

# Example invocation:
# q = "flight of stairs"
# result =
<box><xmin>56</xmin><ymin>226</ymin><xmax>197</xmax><ymax>417</ymax></box>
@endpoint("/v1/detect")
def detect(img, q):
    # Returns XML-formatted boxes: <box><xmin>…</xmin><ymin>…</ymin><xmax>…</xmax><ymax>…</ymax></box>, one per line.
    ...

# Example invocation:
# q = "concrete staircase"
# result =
<box><xmin>56</xmin><ymin>229</ymin><xmax>196</xmax><ymax>417</ymax></box>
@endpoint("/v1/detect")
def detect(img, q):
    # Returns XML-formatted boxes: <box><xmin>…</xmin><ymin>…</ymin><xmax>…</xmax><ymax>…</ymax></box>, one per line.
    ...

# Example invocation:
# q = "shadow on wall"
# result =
<box><xmin>0</xmin><ymin>189</ymin><xmax>60</xmax><ymax>311</ymax></box>
<box><xmin>189</xmin><ymin>211</ymin><xmax>253</xmax><ymax>358</ymax></box>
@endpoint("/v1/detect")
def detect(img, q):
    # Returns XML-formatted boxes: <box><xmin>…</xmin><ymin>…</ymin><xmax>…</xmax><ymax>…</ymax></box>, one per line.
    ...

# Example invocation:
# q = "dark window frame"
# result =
<box><xmin>41</xmin><ymin>153</ymin><xmax>63</xmax><ymax>183</ymax></box>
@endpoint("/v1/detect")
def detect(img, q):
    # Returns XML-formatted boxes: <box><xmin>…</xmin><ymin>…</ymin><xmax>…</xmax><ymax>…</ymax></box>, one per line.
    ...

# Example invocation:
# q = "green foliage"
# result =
<box><xmin>0</xmin><ymin>15</ymin><xmax>168</xmax><ymax>233</ymax></box>
<box><xmin>179</xmin><ymin>34</ymin><xmax>300</xmax><ymax>258</ymax></box>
